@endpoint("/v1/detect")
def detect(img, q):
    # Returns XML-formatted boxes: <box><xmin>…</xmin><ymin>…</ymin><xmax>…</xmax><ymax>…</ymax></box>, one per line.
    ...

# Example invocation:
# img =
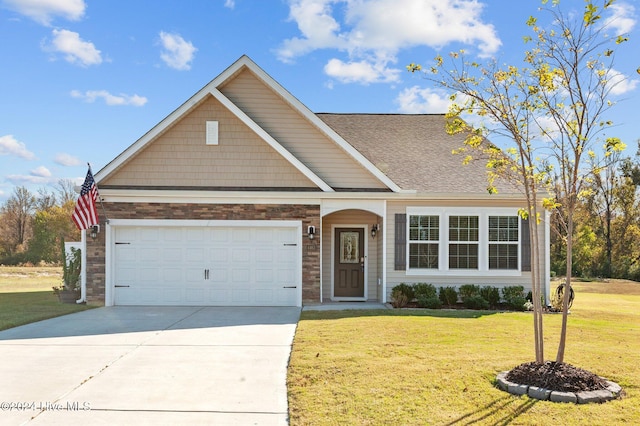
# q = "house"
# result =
<box><xmin>83</xmin><ymin>55</ymin><xmax>550</xmax><ymax>307</ymax></box>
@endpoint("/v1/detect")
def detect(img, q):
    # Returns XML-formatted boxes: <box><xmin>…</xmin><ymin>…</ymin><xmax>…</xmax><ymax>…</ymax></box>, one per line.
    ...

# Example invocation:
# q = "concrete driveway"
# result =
<box><xmin>0</xmin><ymin>306</ymin><xmax>300</xmax><ymax>425</ymax></box>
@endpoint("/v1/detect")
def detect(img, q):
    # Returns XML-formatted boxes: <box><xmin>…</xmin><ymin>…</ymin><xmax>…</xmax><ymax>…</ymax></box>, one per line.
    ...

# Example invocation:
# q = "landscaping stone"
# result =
<box><xmin>576</xmin><ymin>390</ymin><xmax>614</xmax><ymax>404</ymax></box>
<box><xmin>528</xmin><ymin>386</ymin><xmax>552</xmax><ymax>401</ymax></box>
<box><xmin>495</xmin><ymin>371</ymin><xmax>511</xmax><ymax>391</ymax></box>
<box><xmin>550</xmin><ymin>391</ymin><xmax>578</xmax><ymax>403</ymax></box>
<box><xmin>605</xmin><ymin>380</ymin><xmax>622</xmax><ymax>395</ymax></box>
<box><xmin>507</xmin><ymin>382</ymin><xmax>529</xmax><ymax>396</ymax></box>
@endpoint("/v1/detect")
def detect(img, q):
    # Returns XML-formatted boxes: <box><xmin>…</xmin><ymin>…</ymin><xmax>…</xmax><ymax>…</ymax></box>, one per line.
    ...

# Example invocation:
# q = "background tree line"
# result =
<box><xmin>551</xmin><ymin>141</ymin><xmax>640</xmax><ymax>280</ymax></box>
<box><xmin>0</xmin><ymin>180</ymin><xmax>80</xmax><ymax>265</ymax></box>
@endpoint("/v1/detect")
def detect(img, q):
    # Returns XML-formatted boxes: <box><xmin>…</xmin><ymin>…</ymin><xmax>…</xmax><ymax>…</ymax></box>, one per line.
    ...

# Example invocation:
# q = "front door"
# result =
<box><xmin>334</xmin><ymin>228</ymin><xmax>365</xmax><ymax>298</ymax></box>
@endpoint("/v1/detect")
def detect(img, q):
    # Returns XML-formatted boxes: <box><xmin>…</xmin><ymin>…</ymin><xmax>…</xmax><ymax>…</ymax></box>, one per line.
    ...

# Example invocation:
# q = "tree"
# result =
<box><xmin>410</xmin><ymin>0</ymin><xmax>632</xmax><ymax>365</ymax></box>
<box><xmin>0</xmin><ymin>186</ymin><xmax>36</xmax><ymax>258</ymax></box>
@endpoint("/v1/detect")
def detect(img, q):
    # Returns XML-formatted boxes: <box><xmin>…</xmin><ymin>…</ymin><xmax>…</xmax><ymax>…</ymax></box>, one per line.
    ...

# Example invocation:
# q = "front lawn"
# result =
<box><xmin>288</xmin><ymin>280</ymin><xmax>640</xmax><ymax>425</ymax></box>
<box><xmin>0</xmin><ymin>266</ymin><xmax>94</xmax><ymax>331</ymax></box>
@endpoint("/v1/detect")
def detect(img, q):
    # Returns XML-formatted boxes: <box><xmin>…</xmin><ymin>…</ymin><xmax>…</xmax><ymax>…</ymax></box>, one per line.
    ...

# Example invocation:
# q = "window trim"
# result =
<box><xmin>406</xmin><ymin>207</ymin><xmax>522</xmax><ymax>277</ymax></box>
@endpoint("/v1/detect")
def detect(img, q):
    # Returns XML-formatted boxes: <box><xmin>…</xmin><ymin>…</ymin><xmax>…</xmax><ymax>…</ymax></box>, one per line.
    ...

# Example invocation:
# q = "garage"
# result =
<box><xmin>107</xmin><ymin>220</ymin><xmax>302</xmax><ymax>307</ymax></box>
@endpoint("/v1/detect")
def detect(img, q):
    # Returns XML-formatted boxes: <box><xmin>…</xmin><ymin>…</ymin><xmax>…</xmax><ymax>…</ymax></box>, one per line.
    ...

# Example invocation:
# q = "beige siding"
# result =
<box><xmin>220</xmin><ymin>69</ymin><xmax>387</xmax><ymax>190</ymax></box>
<box><xmin>385</xmin><ymin>200</ymin><xmax>545</xmax><ymax>300</ymax></box>
<box><xmin>102</xmin><ymin>96</ymin><xmax>316</xmax><ymax>188</ymax></box>
<box><xmin>322</xmin><ymin>210</ymin><xmax>382</xmax><ymax>301</ymax></box>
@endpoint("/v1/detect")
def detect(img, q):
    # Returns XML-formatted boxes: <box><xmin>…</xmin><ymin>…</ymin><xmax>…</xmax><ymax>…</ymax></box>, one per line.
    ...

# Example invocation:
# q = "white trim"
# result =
<box><xmin>105</xmin><ymin>222</ymin><xmax>113</xmax><ymax>306</ymax></box>
<box><xmin>405</xmin><ymin>207</ymin><xmax>523</xmax><ymax>277</ymax></box>
<box><xmin>321</xmin><ymin>199</ymin><xmax>385</xmax><ymax>217</ymax></box>
<box><xmin>330</xmin><ymin>224</ymin><xmax>368</xmax><ymax>301</ymax></box>
<box><xmin>97</xmin><ymin>188</ymin><xmax>523</xmax><ymax>204</ymax></box>
<box><xmin>382</xmin><ymin>200</ymin><xmax>388</xmax><ymax>304</ymax></box>
<box><xmin>209</xmin><ymin>88</ymin><xmax>333</xmax><ymax>192</ymax></box>
<box><xmin>104</xmin><ymin>219</ymin><xmax>302</xmax><ymax>307</ymax></box>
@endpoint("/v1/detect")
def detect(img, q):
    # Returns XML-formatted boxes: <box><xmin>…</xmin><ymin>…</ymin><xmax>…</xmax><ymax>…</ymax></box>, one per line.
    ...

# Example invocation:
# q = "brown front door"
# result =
<box><xmin>334</xmin><ymin>228</ymin><xmax>365</xmax><ymax>298</ymax></box>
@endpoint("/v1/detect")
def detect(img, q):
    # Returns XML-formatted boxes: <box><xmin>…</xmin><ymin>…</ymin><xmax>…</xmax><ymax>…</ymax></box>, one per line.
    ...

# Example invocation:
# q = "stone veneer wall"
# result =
<box><xmin>85</xmin><ymin>202</ymin><xmax>321</xmax><ymax>305</ymax></box>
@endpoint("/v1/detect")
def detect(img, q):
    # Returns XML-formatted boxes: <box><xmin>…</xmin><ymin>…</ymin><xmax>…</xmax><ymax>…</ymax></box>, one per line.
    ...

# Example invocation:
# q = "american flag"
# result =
<box><xmin>72</xmin><ymin>169</ymin><xmax>99</xmax><ymax>231</ymax></box>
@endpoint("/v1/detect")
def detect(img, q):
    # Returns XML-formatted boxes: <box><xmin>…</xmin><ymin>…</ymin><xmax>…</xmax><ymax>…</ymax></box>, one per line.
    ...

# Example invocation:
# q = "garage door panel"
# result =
<box><xmin>140</xmin><ymin>228</ymin><xmax>160</xmax><ymax>241</ymax></box>
<box><xmin>232</xmin><ymin>268</ymin><xmax>250</xmax><ymax>282</ymax></box>
<box><xmin>255</xmin><ymin>269</ymin><xmax>274</xmax><ymax>282</ymax></box>
<box><xmin>210</xmin><ymin>269</ymin><xmax>227</xmax><ymax>282</ymax></box>
<box><xmin>113</xmin><ymin>224</ymin><xmax>300</xmax><ymax>306</ymax></box>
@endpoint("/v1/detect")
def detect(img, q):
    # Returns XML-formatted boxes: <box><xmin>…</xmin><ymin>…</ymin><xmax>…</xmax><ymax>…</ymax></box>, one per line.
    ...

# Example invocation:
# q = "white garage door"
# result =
<box><xmin>112</xmin><ymin>223</ymin><xmax>300</xmax><ymax>306</ymax></box>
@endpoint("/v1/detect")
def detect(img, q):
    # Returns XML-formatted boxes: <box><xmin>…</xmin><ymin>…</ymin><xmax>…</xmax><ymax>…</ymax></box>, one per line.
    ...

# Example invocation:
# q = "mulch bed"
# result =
<box><xmin>506</xmin><ymin>361</ymin><xmax>609</xmax><ymax>392</ymax></box>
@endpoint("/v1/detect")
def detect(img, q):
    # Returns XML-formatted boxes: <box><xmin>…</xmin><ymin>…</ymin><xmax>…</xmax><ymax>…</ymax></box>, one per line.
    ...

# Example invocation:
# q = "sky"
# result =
<box><xmin>0</xmin><ymin>0</ymin><xmax>638</xmax><ymax>202</ymax></box>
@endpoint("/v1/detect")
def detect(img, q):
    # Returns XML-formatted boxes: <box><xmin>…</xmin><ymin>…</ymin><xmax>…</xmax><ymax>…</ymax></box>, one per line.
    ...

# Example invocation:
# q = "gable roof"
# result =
<box><xmin>96</xmin><ymin>55</ymin><xmax>402</xmax><ymax>193</ymax></box>
<box><xmin>317</xmin><ymin>113</ymin><xmax>519</xmax><ymax>195</ymax></box>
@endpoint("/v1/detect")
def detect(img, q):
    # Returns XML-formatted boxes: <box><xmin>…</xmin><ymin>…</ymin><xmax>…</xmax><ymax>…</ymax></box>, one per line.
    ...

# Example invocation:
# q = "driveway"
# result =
<box><xmin>0</xmin><ymin>306</ymin><xmax>300</xmax><ymax>425</ymax></box>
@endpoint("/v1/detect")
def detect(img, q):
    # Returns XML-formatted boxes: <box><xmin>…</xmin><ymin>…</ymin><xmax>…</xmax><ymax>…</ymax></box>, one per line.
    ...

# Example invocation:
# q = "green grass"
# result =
<box><xmin>288</xmin><ymin>280</ymin><xmax>640</xmax><ymax>425</ymax></box>
<box><xmin>0</xmin><ymin>266</ymin><xmax>94</xmax><ymax>331</ymax></box>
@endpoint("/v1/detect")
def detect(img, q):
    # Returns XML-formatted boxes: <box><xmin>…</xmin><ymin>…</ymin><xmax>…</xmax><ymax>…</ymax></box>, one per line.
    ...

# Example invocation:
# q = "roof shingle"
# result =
<box><xmin>317</xmin><ymin>113</ymin><xmax>519</xmax><ymax>195</ymax></box>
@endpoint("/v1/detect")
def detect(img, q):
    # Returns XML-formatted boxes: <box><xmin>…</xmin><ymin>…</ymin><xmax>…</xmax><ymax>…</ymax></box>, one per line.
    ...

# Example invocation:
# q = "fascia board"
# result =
<box><xmin>209</xmin><ymin>88</ymin><xmax>334</xmax><ymax>192</ymax></box>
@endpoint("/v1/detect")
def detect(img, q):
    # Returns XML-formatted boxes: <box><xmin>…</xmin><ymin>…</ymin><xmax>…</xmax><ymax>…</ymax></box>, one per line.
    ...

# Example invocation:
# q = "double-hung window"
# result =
<box><xmin>488</xmin><ymin>216</ymin><xmax>519</xmax><ymax>269</ymax></box>
<box><xmin>448</xmin><ymin>215</ymin><xmax>479</xmax><ymax>269</ymax></box>
<box><xmin>409</xmin><ymin>215</ymin><xmax>439</xmax><ymax>269</ymax></box>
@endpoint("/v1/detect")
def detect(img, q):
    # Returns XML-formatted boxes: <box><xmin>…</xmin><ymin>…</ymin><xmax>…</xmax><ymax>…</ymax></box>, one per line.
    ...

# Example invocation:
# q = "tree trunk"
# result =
<box><xmin>556</xmin><ymin>210</ymin><xmax>574</xmax><ymax>364</ymax></box>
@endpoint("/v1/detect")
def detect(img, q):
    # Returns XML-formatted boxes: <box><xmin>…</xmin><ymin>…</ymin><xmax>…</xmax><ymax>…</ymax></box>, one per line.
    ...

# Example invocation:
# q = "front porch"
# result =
<box><xmin>320</xmin><ymin>204</ymin><xmax>385</xmax><ymax>304</ymax></box>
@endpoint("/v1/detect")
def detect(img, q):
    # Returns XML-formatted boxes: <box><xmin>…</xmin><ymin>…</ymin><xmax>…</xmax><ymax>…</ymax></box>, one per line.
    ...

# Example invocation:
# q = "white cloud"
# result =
<box><xmin>224</xmin><ymin>0</ymin><xmax>235</xmax><ymax>9</ymax></box>
<box><xmin>159</xmin><ymin>31</ymin><xmax>197</xmax><ymax>70</ymax></box>
<box><xmin>607</xmin><ymin>70</ymin><xmax>639</xmax><ymax>96</ymax></box>
<box><xmin>2</xmin><ymin>0</ymin><xmax>85</xmax><ymax>26</ymax></box>
<box><xmin>54</xmin><ymin>153</ymin><xmax>81</xmax><ymax>166</ymax></box>
<box><xmin>0</xmin><ymin>135</ymin><xmax>36</xmax><ymax>160</ymax></box>
<box><xmin>324</xmin><ymin>58</ymin><xmax>400</xmax><ymax>84</ymax></box>
<box><xmin>71</xmin><ymin>90</ymin><xmax>148</xmax><ymax>106</ymax></box>
<box><xmin>278</xmin><ymin>0</ymin><xmax>501</xmax><ymax>85</ymax></box>
<box><xmin>30</xmin><ymin>166</ymin><xmax>51</xmax><ymax>177</ymax></box>
<box><xmin>395</xmin><ymin>86</ymin><xmax>452</xmax><ymax>113</ymax></box>
<box><xmin>47</xmin><ymin>29</ymin><xmax>102</xmax><ymax>67</ymax></box>
<box><xmin>604</xmin><ymin>2</ymin><xmax>636</xmax><ymax>35</ymax></box>
<box><xmin>6</xmin><ymin>174</ymin><xmax>57</xmax><ymax>185</ymax></box>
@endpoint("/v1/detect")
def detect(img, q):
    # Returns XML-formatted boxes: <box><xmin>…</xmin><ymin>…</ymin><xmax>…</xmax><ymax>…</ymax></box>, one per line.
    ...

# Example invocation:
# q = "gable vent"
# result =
<box><xmin>206</xmin><ymin>121</ymin><xmax>219</xmax><ymax>145</ymax></box>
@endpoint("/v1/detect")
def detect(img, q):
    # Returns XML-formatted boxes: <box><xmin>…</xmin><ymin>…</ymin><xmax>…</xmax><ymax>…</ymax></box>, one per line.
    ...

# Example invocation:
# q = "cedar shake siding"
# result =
<box><xmin>219</xmin><ymin>69</ymin><xmax>388</xmax><ymax>190</ymax></box>
<box><xmin>101</xmin><ymin>96</ymin><xmax>317</xmax><ymax>189</ymax></box>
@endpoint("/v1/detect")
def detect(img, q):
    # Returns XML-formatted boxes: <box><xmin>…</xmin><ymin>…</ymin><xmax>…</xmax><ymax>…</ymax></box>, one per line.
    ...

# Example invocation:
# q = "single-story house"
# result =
<box><xmin>82</xmin><ymin>55</ymin><xmax>550</xmax><ymax>307</ymax></box>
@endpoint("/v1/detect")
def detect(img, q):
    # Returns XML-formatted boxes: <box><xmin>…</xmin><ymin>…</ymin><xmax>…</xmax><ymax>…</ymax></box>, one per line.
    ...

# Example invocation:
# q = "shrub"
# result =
<box><xmin>502</xmin><ymin>285</ymin><xmax>526</xmax><ymax>311</ymax></box>
<box><xmin>391</xmin><ymin>283</ymin><xmax>415</xmax><ymax>308</ymax></box>
<box><xmin>463</xmin><ymin>295</ymin><xmax>490</xmax><ymax>310</ymax></box>
<box><xmin>417</xmin><ymin>296</ymin><xmax>442</xmax><ymax>309</ymax></box>
<box><xmin>458</xmin><ymin>284</ymin><xmax>481</xmax><ymax>301</ymax></box>
<box><xmin>480</xmin><ymin>286</ymin><xmax>500</xmax><ymax>308</ymax></box>
<box><xmin>413</xmin><ymin>283</ymin><xmax>437</xmax><ymax>300</ymax></box>
<box><xmin>439</xmin><ymin>286</ymin><xmax>458</xmax><ymax>307</ymax></box>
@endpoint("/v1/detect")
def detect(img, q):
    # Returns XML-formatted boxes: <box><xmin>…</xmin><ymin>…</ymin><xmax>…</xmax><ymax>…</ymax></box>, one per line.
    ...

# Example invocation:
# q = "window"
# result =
<box><xmin>405</xmin><ymin>208</ymin><xmax>521</xmax><ymax>275</ymax></box>
<box><xmin>449</xmin><ymin>216</ymin><xmax>479</xmax><ymax>269</ymax></box>
<box><xmin>409</xmin><ymin>215</ymin><xmax>439</xmax><ymax>269</ymax></box>
<box><xmin>488</xmin><ymin>216</ymin><xmax>519</xmax><ymax>269</ymax></box>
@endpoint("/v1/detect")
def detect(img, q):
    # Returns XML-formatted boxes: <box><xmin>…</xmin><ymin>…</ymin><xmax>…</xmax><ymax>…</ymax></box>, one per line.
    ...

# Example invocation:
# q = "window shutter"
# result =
<box><xmin>521</xmin><ymin>217</ymin><xmax>531</xmax><ymax>272</ymax></box>
<box><xmin>395</xmin><ymin>214</ymin><xmax>407</xmax><ymax>270</ymax></box>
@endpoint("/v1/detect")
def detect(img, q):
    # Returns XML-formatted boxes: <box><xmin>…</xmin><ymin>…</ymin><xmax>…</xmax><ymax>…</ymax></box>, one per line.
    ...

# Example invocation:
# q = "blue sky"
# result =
<box><xmin>1</xmin><ymin>0</ymin><xmax>638</xmax><ymax>202</ymax></box>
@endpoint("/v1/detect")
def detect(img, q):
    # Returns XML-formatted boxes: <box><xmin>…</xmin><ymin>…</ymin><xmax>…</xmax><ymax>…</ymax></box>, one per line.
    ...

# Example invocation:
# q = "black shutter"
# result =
<box><xmin>521</xmin><ymin>217</ymin><xmax>531</xmax><ymax>272</ymax></box>
<box><xmin>395</xmin><ymin>213</ymin><xmax>407</xmax><ymax>270</ymax></box>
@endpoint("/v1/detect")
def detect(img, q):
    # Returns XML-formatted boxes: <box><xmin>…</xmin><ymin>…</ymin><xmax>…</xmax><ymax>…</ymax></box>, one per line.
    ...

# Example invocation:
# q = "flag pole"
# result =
<box><xmin>88</xmin><ymin>162</ymin><xmax>109</xmax><ymax>224</ymax></box>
